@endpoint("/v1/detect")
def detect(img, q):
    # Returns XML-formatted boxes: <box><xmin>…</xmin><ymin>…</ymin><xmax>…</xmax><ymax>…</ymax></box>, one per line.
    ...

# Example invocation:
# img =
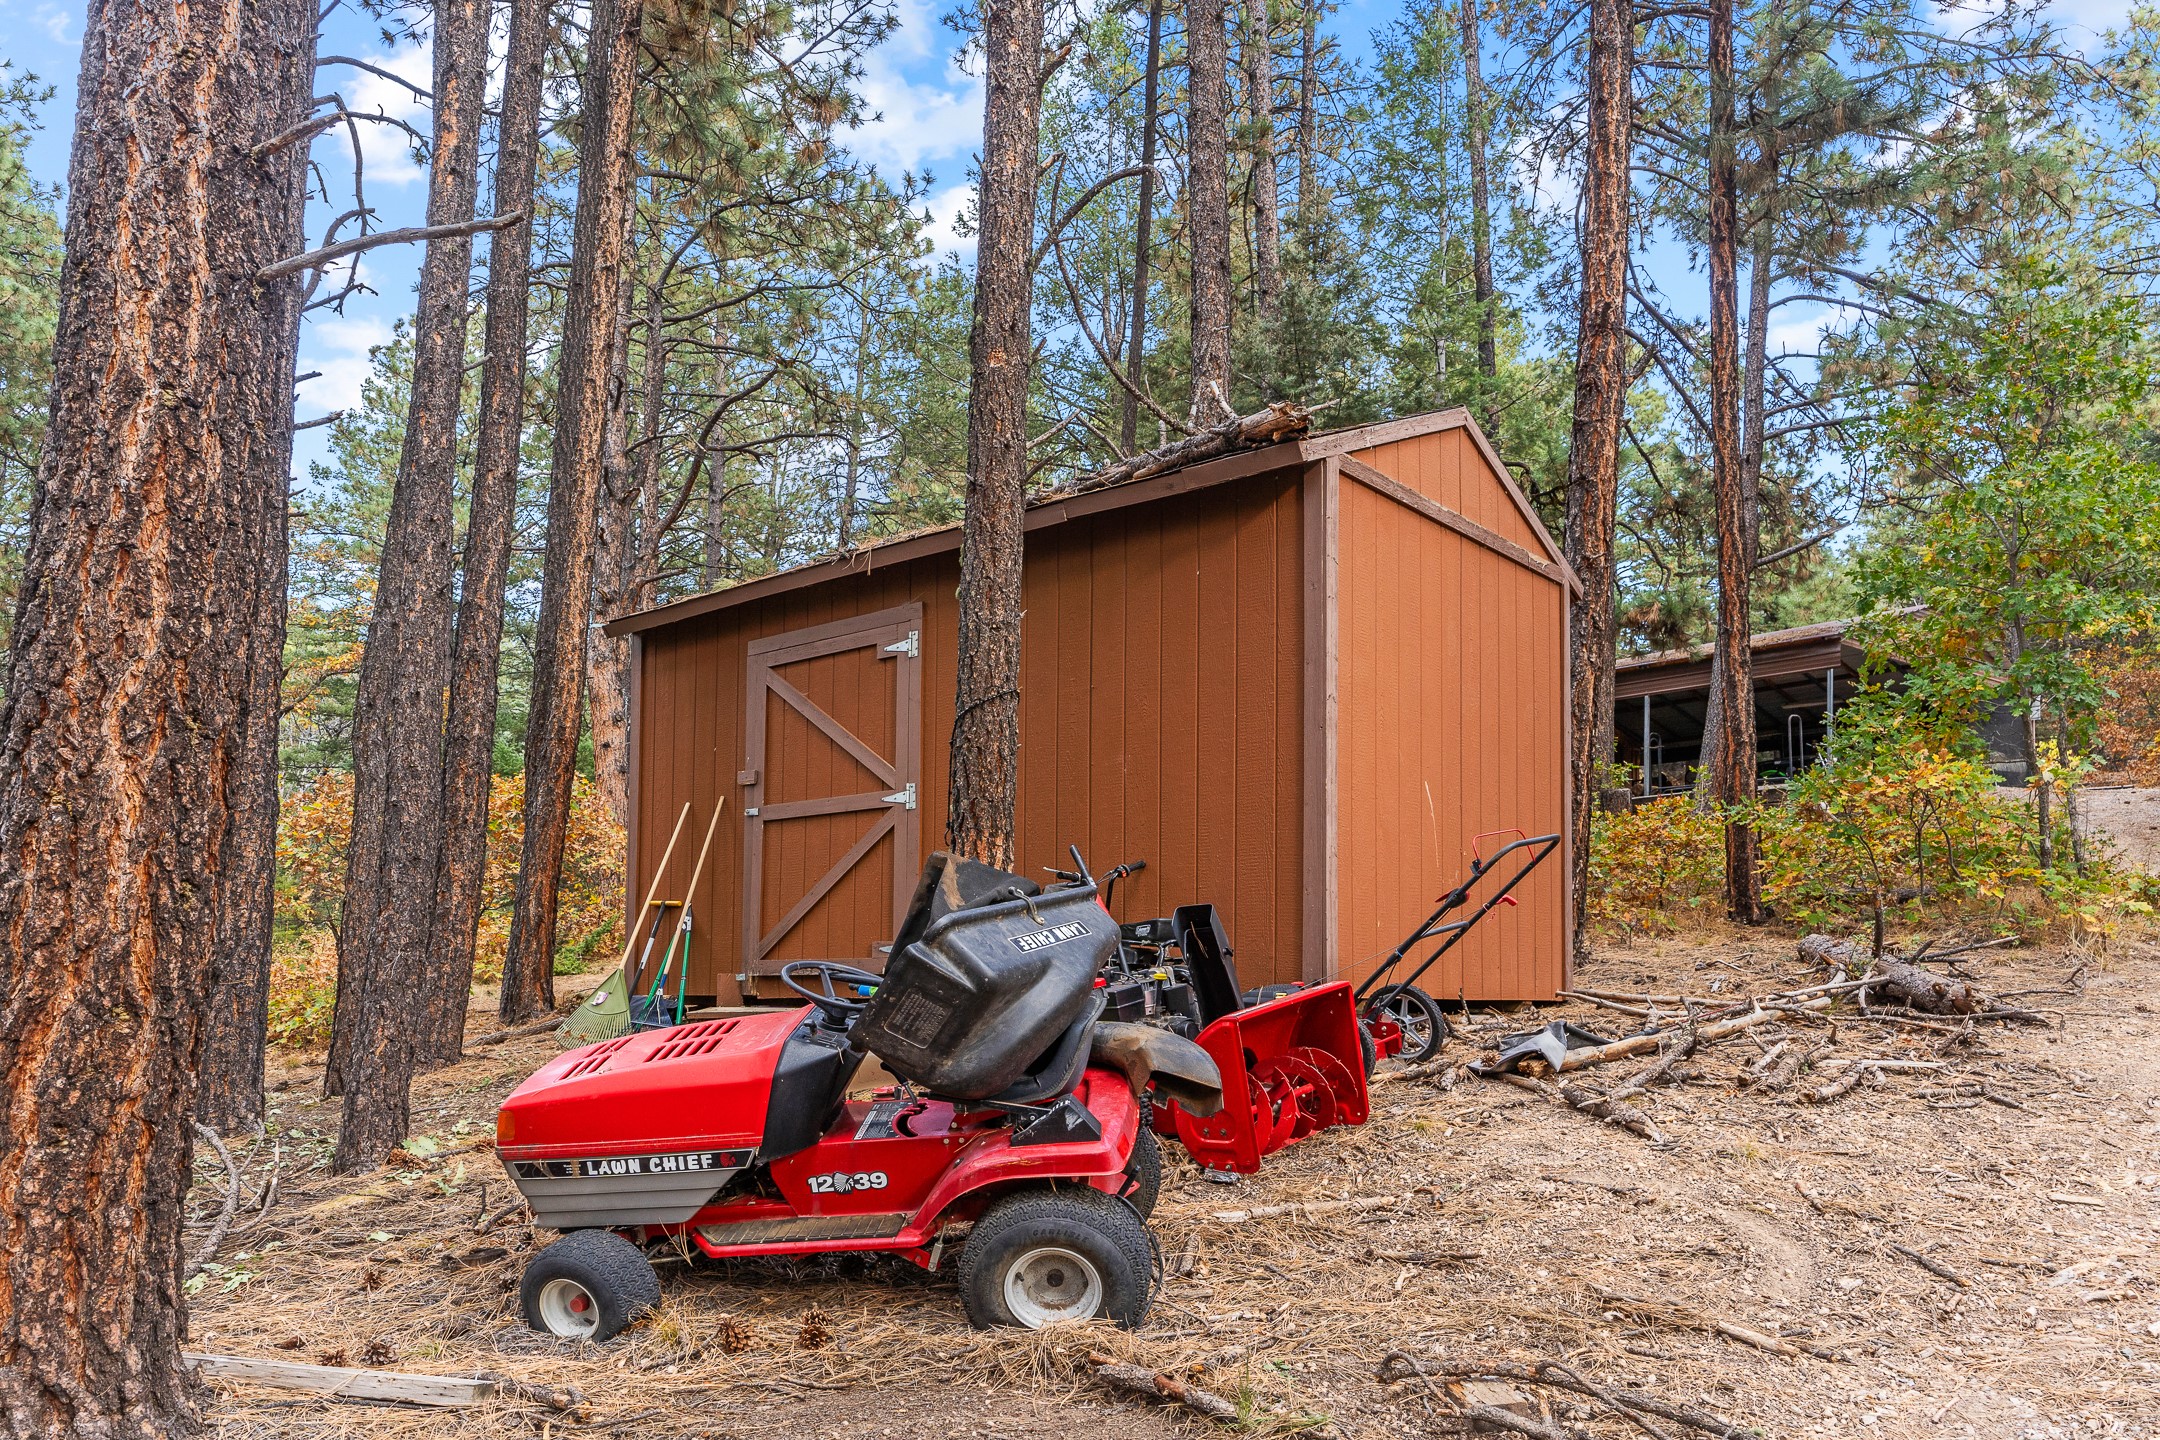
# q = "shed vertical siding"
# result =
<box><xmin>1348</xmin><ymin>428</ymin><xmax>1547</xmax><ymax>557</ymax></box>
<box><xmin>629</xmin><ymin>471</ymin><xmax>1309</xmax><ymax>1003</ymax></box>
<box><xmin>1331</xmin><ymin>445</ymin><xmax>1569</xmax><ymax>1000</ymax></box>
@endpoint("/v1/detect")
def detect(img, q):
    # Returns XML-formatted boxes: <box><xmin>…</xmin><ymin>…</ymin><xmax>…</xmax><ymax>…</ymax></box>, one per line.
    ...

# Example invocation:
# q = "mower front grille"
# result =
<box><xmin>696</xmin><ymin>1212</ymin><xmax>909</xmax><ymax>1246</ymax></box>
<box><xmin>644</xmin><ymin>1019</ymin><xmax>741</xmax><ymax>1064</ymax></box>
<box><xmin>561</xmin><ymin>1037</ymin><xmax>632</xmax><ymax>1080</ymax></box>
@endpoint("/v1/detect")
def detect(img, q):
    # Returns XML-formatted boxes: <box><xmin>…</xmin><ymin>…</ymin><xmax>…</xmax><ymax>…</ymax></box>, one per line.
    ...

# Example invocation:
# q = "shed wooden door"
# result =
<box><xmin>741</xmin><ymin>603</ymin><xmax>923</xmax><ymax>978</ymax></box>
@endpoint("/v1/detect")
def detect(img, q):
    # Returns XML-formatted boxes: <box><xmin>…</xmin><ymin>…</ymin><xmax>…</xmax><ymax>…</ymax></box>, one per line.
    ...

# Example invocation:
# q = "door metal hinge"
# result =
<box><xmin>881</xmin><ymin>630</ymin><xmax>920</xmax><ymax>659</ymax></box>
<box><xmin>744</xmin><ymin>807</ymin><xmax>760</xmax><ymax>817</ymax></box>
<box><xmin>883</xmin><ymin>783</ymin><xmax>917</xmax><ymax>810</ymax></box>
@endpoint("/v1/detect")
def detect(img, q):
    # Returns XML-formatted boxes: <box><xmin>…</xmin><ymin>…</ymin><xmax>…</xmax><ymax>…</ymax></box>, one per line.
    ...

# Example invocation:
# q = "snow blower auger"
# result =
<box><xmin>1077</xmin><ymin>859</ymin><xmax>1371</xmax><ymax>1175</ymax></box>
<box><xmin>1352</xmin><ymin>829</ymin><xmax>1562</xmax><ymax>1065</ymax></box>
<box><xmin>495</xmin><ymin>850</ymin><xmax>1224</xmax><ymax>1341</ymax></box>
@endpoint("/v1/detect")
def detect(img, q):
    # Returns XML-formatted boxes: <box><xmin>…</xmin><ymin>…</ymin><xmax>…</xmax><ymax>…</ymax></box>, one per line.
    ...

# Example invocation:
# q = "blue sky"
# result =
<box><xmin>0</xmin><ymin>0</ymin><xmax>2134</xmax><ymax>480</ymax></box>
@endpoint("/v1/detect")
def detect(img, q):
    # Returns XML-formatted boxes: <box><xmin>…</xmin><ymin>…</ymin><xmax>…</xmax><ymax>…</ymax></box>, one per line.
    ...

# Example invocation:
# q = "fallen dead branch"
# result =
<box><xmin>1060</xmin><ymin>400</ymin><xmax>1316</xmax><ymax>495</ymax></box>
<box><xmin>1887</xmin><ymin>1243</ymin><xmax>1968</xmax><ymax>1287</ymax></box>
<box><xmin>1203</xmin><ymin>1192</ymin><xmax>1417</xmax><ymax>1224</ymax></box>
<box><xmin>187</xmin><ymin>1123</ymin><xmax>243</xmax><ymax>1277</ymax></box>
<box><xmin>1083</xmin><ymin>1350</ymin><xmax>1238</xmax><ymax>1422</ymax></box>
<box><xmin>1795</xmin><ymin>1063</ymin><xmax>1882</xmax><ymax>1106</ymax></box>
<box><xmin>464</xmin><ymin>1017</ymin><xmax>564</xmax><ymax>1051</ymax></box>
<box><xmin>1914</xmin><ymin>1082</ymin><xmax>2026</xmax><ymax>1110</ymax></box>
<box><xmin>1589</xmin><ymin>1285</ymin><xmax>1843</xmax><ymax>1361</ymax></box>
<box><xmin>1494</xmin><ymin>1072</ymin><xmax>1666</xmax><ymax>1143</ymax></box>
<box><xmin>1378</xmin><ymin>1353</ymin><xmax>1748</xmax><ymax>1438</ymax></box>
<box><xmin>1555</xmin><ymin>996</ymin><xmax>1835</xmax><ymax>1072</ymax></box>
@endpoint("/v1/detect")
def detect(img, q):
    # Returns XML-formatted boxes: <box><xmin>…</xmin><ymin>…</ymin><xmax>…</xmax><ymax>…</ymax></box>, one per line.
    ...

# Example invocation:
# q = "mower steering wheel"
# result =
<box><xmin>778</xmin><ymin>961</ymin><xmax>883</xmax><ymax>1024</ymax></box>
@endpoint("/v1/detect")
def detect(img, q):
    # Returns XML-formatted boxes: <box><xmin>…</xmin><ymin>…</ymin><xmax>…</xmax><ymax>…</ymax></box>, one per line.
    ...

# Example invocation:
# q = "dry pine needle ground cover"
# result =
<box><xmin>192</xmin><ymin>928</ymin><xmax>2160</xmax><ymax>1440</ymax></box>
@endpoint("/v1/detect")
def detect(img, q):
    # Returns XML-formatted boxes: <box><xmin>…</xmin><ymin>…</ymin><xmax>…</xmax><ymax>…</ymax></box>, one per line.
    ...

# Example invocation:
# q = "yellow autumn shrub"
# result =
<box><xmin>270</xmin><ymin>772</ymin><xmax>626</xmax><ymax>1047</ymax></box>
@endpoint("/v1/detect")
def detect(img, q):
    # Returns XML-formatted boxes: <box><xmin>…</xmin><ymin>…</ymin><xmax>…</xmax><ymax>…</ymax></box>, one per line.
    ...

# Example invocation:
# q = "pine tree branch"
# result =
<box><xmin>258</xmin><ymin>213</ymin><xmax>525</xmax><ymax>282</ymax></box>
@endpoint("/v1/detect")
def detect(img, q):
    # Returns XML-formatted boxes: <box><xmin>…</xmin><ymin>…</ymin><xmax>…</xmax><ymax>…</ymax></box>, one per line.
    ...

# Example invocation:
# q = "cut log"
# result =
<box><xmin>1864</xmin><ymin>958</ymin><xmax>1981</xmax><ymax>1016</ymax></box>
<box><xmin>1798</xmin><ymin>933</ymin><xmax>1859</xmax><ymax>973</ymax></box>
<box><xmin>1060</xmin><ymin>400</ymin><xmax>1315</xmax><ymax>495</ymax></box>
<box><xmin>184</xmin><ymin>1354</ymin><xmax>585</xmax><ymax>1412</ymax></box>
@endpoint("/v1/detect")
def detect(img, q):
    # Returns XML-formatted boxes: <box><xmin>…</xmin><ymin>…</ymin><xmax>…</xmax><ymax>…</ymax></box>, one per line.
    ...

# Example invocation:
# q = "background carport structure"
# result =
<box><xmin>603</xmin><ymin>408</ymin><xmax>1580</xmax><ymax>1008</ymax></box>
<box><xmin>1613</xmin><ymin>619</ymin><xmax>1869</xmax><ymax>796</ymax></box>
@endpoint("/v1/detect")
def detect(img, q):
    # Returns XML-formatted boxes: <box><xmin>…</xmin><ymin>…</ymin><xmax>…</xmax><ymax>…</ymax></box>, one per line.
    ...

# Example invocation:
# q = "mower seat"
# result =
<box><xmin>980</xmin><ymin>992</ymin><xmax>1104</xmax><ymax>1107</ymax></box>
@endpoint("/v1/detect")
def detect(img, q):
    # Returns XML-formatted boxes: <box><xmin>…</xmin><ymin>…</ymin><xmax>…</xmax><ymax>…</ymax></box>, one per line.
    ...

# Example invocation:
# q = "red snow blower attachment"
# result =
<box><xmin>1081</xmin><ymin>861</ymin><xmax>1370</xmax><ymax>1174</ymax></box>
<box><xmin>496</xmin><ymin>849</ymin><xmax>1223</xmax><ymax>1341</ymax></box>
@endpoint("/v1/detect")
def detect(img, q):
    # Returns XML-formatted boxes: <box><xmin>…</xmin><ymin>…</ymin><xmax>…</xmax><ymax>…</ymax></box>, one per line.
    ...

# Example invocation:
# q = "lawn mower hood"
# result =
<box><xmin>495</xmin><ymin>1008</ymin><xmax>827</xmax><ymax>1229</ymax></box>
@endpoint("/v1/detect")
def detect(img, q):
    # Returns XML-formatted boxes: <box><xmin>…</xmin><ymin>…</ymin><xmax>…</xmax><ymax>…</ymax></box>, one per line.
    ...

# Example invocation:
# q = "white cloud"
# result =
<box><xmin>920</xmin><ymin>182</ymin><xmax>977</xmax><ymax>261</ymax></box>
<box><xmin>840</xmin><ymin>0</ymin><xmax>982</xmax><ymax>182</ymax></box>
<box><xmin>314</xmin><ymin>49</ymin><xmax>433</xmax><ymax>190</ymax></box>
<box><xmin>299</xmin><ymin>308</ymin><xmax>394</xmax><ymax>418</ymax></box>
<box><xmin>34</xmin><ymin>3</ymin><xmax>77</xmax><ymax>44</ymax></box>
<box><xmin>1765</xmin><ymin>303</ymin><xmax>1837</xmax><ymax>357</ymax></box>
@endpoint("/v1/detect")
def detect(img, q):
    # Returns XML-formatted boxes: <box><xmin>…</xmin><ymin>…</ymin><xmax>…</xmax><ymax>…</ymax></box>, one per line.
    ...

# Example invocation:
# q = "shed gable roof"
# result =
<box><xmin>603</xmin><ymin>408</ymin><xmax>1573</xmax><ymax>637</ymax></box>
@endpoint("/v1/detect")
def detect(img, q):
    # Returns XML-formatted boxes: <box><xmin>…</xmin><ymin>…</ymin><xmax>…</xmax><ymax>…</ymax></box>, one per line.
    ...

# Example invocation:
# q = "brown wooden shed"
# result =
<box><xmin>602</xmin><ymin>408</ymin><xmax>1579</xmax><ymax>1007</ymax></box>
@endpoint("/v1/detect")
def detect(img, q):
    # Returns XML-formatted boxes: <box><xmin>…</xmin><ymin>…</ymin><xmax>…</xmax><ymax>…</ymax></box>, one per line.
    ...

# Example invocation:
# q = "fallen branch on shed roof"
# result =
<box><xmin>1058</xmin><ymin>400</ymin><xmax>1318</xmax><ymax>495</ymax></box>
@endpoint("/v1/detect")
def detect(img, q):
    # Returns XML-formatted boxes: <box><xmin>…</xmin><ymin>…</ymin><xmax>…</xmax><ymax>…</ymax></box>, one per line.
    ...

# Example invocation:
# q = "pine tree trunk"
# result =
<box><xmin>1119</xmin><ymin>0</ymin><xmax>1165</xmax><ymax>456</ymax></box>
<box><xmin>1186</xmin><ymin>0</ymin><xmax>1234</xmax><ymax>422</ymax></box>
<box><xmin>1295</xmin><ymin>6</ymin><xmax>1317</xmax><ymax>231</ymax></box>
<box><xmin>422</xmin><ymin>0</ymin><xmax>551</xmax><ymax>1071</ymax></box>
<box><xmin>1706</xmin><ymin>0</ymin><xmax>1762</xmax><ymax>923</ymax></box>
<box><xmin>501</xmin><ymin>0</ymin><xmax>644</xmax><ymax>1022</ymax></box>
<box><xmin>946</xmin><ymin>0</ymin><xmax>1045</xmax><ymax>868</ymax></box>
<box><xmin>328</xmin><ymin>0</ymin><xmax>492</xmax><ymax>1168</ymax></box>
<box><xmin>196</xmin><ymin>128</ymin><xmax>310</xmax><ymax>1136</ymax></box>
<box><xmin>0</xmin><ymin>0</ymin><xmax>314</xmax><ymax>1423</ymax></box>
<box><xmin>1561</xmin><ymin>0</ymin><xmax>1631</xmax><ymax>959</ymax></box>
<box><xmin>588</xmin><ymin>266</ymin><xmax>646</xmax><ymax>830</ymax></box>
<box><xmin>1239</xmin><ymin>0</ymin><xmax>1281</xmax><ymax>323</ymax></box>
<box><xmin>1461</xmin><ymin>0</ymin><xmax>1496</xmax><ymax>383</ymax></box>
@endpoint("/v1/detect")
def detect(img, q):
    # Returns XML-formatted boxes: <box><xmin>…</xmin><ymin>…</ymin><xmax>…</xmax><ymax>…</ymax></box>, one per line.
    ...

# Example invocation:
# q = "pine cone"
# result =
<box><xmin>359</xmin><ymin>1266</ymin><xmax>385</xmax><ymax>1291</ymax></box>
<box><xmin>316</xmin><ymin>1348</ymin><xmax>348</xmax><ymax>1368</ymax></box>
<box><xmin>716</xmin><ymin>1315</ymin><xmax>755</xmax><ymax>1355</ymax></box>
<box><xmin>360</xmin><ymin>1336</ymin><xmax>396</xmax><ymax>1367</ymax></box>
<box><xmin>795</xmin><ymin>1311</ymin><xmax>833</xmax><ymax>1349</ymax></box>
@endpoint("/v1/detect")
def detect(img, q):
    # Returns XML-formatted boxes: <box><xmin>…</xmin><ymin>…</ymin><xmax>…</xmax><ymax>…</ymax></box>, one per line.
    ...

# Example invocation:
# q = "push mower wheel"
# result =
<box><xmin>1374</xmin><ymin>985</ymin><xmax>1447</xmax><ymax>1065</ymax></box>
<box><xmin>958</xmin><ymin>1188</ymin><xmax>1154</xmax><ymax>1330</ymax></box>
<box><xmin>1122</xmin><ymin>1123</ymin><xmax>1162</xmax><ymax>1218</ymax></box>
<box><xmin>1358</xmin><ymin>1021</ymin><xmax>1378</xmax><ymax>1078</ymax></box>
<box><xmin>520</xmin><ymin>1229</ymin><xmax>660</xmax><ymax>1343</ymax></box>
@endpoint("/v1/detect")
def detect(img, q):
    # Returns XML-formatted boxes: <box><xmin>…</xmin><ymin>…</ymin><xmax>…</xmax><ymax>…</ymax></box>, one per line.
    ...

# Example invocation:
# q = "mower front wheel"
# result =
<box><xmin>958</xmin><ymin>1188</ymin><xmax>1153</xmax><ymax>1330</ymax></box>
<box><xmin>520</xmin><ymin>1229</ymin><xmax>660</xmax><ymax>1343</ymax></box>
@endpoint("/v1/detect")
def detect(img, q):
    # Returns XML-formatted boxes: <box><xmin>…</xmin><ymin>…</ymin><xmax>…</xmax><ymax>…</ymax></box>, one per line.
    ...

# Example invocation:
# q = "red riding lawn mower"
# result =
<box><xmin>496</xmin><ymin>851</ymin><xmax>1226</xmax><ymax>1340</ymax></box>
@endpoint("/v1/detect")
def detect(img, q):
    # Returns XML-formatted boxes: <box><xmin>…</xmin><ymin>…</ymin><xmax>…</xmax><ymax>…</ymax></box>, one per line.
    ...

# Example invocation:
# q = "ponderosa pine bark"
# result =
<box><xmin>946</xmin><ymin>0</ymin><xmax>1045</xmax><ymax>868</ymax></box>
<box><xmin>1461</xmin><ymin>0</ymin><xmax>1496</xmax><ymax>383</ymax></box>
<box><xmin>1239</xmin><ymin>0</ymin><xmax>1281</xmax><ymax>322</ymax></box>
<box><xmin>1705</xmin><ymin>0</ymin><xmax>1763</xmax><ymax>922</ymax></box>
<box><xmin>1187</xmin><ymin>0</ymin><xmax>1234</xmax><ymax>421</ymax></box>
<box><xmin>1119</xmin><ymin>0</ymin><xmax>1166</xmax><ymax>455</ymax></box>
<box><xmin>501</xmin><ymin>0</ymin><xmax>644</xmax><ymax>1021</ymax></box>
<box><xmin>1561</xmin><ymin>0</ymin><xmax>1631</xmax><ymax>958</ymax></box>
<box><xmin>196</xmin><ymin>120</ymin><xmax>311</xmax><ymax>1137</ymax></box>
<box><xmin>420</xmin><ymin>0</ymin><xmax>553</xmax><ymax>1069</ymax></box>
<box><xmin>328</xmin><ymin>0</ymin><xmax>493</xmax><ymax>1166</ymax></box>
<box><xmin>0</xmin><ymin>0</ymin><xmax>314</xmax><ymax>1423</ymax></box>
<box><xmin>587</xmin><ymin>263</ymin><xmax>646</xmax><ymax>829</ymax></box>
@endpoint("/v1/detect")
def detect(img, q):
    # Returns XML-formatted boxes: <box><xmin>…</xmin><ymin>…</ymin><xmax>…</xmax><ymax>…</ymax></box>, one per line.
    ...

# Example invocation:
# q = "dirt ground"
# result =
<box><xmin>195</xmin><ymin>925</ymin><xmax>2160</xmax><ymax>1440</ymax></box>
<box><xmin>2081</xmin><ymin>787</ymin><xmax>2160</xmax><ymax>872</ymax></box>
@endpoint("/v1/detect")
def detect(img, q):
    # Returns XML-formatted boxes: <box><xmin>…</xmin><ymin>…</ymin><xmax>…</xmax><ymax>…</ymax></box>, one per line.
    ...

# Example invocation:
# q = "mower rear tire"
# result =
<box><xmin>520</xmin><ymin>1229</ymin><xmax>660</xmax><ymax>1343</ymax></box>
<box><xmin>958</xmin><ymin>1187</ymin><xmax>1153</xmax><ymax>1330</ymax></box>
<box><xmin>1122</xmin><ymin>1123</ymin><xmax>1161</xmax><ymax>1218</ymax></box>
